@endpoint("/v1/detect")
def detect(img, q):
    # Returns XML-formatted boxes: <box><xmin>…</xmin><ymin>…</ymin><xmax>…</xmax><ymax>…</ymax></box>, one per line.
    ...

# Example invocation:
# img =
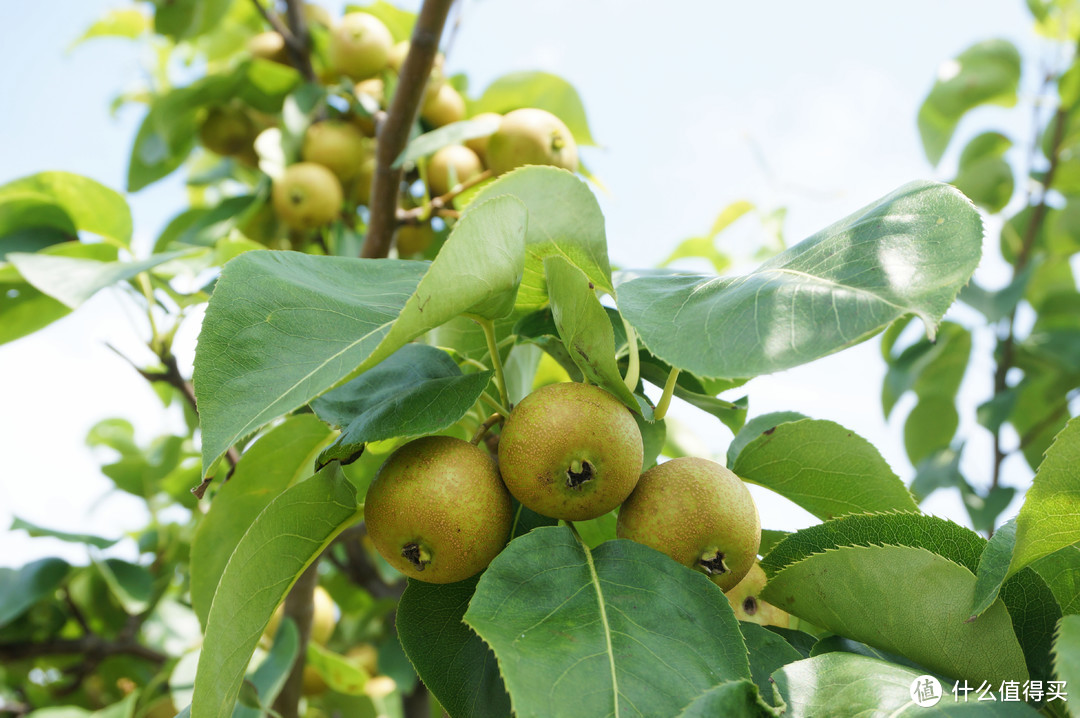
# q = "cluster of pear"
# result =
<box><xmin>196</xmin><ymin>7</ymin><xmax>579</xmax><ymax>255</ymax></box>
<box><xmin>363</xmin><ymin>381</ymin><xmax>765</xmax><ymax>601</ymax></box>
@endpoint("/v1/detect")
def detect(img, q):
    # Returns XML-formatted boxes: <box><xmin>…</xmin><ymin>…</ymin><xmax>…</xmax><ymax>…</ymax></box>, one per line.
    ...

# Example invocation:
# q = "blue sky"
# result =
<box><xmin>0</xmin><ymin>0</ymin><xmax>1044</xmax><ymax>564</ymax></box>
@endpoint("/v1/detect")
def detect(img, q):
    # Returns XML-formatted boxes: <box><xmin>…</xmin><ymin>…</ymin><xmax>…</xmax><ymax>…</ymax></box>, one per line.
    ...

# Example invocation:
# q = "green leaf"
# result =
<box><xmin>772</xmin><ymin>653</ymin><xmax>1040</xmax><ymax>717</ymax></box>
<box><xmin>474</xmin><ymin>71</ymin><xmax>596</xmax><ymax>146</ymax></box>
<box><xmin>0</xmin><ymin>558</ymin><xmax>70</xmax><ymax>627</ymax></box>
<box><xmin>675</xmin><ymin>679</ymin><xmax>777</xmax><ymax>718</ymax></box>
<box><xmin>883</xmin><ymin>321</ymin><xmax>971</xmax><ymax>417</ymax></box>
<box><xmin>904</xmin><ymin>395</ymin><xmax>960</xmax><ymax>466</ymax></box>
<box><xmin>195</xmin><ymin>195</ymin><xmax>526</xmax><ymax>470</ymax></box>
<box><xmin>726</xmin><ymin>412</ymin><xmax>808</xmax><ymax>467</ymax></box>
<box><xmin>397</xmin><ymin>576</ymin><xmax>511</xmax><ymax>718</ymax></box>
<box><xmin>1053</xmin><ymin>615</ymin><xmax>1080</xmax><ymax>706</ymax></box>
<box><xmin>346</xmin><ymin>1</ymin><xmax>416</xmax><ymax>41</ymax></box>
<box><xmin>9</xmin><ymin>249</ymin><xmax>194</xmax><ymax>309</ymax></box>
<box><xmin>731</xmin><ymin>419</ymin><xmax>918</xmax><ymax>521</ymax></box>
<box><xmin>636</xmin><ymin>355</ymin><xmax>747</xmax><ymax>435</ymax></box>
<box><xmin>311</xmin><ymin>344</ymin><xmax>492</xmax><ymax>466</ymax></box>
<box><xmin>189</xmin><ymin>415</ymin><xmax>334</xmax><ymax>628</ymax></box>
<box><xmin>761</xmin><ymin>544</ymin><xmax>1028</xmax><ymax>683</ymax></box>
<box><xmin>306</xmin><ymin>642</ymin><xmax>369</xmax><ymax>695</ymax></box>
<box><xmin>760</xmin><ymin>512</ymin><xmax>1060</xmax><ymax>684</ymax></box>
<box><xmin>809</xmin><ymin>635</ymin><xmax>923</xmax><ymax>671</ymax></box>
<box><xmin>190</xmin><ymin>469</ymin><xmax>360</xmax><ymax>718</ymax></box>
<box><xmin>739</xmin><ymin>622</ymin><xmax>802</xmax><ymax>707</ymax></box>
<box><xmin>619</xmin><ymin>181</ymin><xmax>982</xmax><ymax>380</ymax></box>
<box><xmin>661</xmin><ymin>200</ymin><xmax>755</xmax><ymax>272</ymax></box>
<box><xmin>472</xmin><ymin>166</ymin><xmax>611</xmax><ymax>310</ymax></box>
<box><xmin>971</xmin><ymin>518</ymin><xmax>1019</xmax><ymax>619</ymax></box>
<box><xmin>951</xmin><ymin>132</ymin><xmax>1015</xmax><ymax>213</ymax></box>
<box><xmin>395</xmin><ymin>116</ymin><xmax>503</xmax><ymax>168</ymax></box>
<box><xmin>1010</xmin><ymin>418</ymin><xmax>1080</xmax><ymax>576</ymax></box>
<box><xmin>544</xmin><ymin>256</ymin><xmax>639</xmax><ymax>411</ymax></box>
<box><xmin>0</xmin><ymin>172</ymin><xmax>132</xmax><ymax>247</ymax></box>
<box><xmin>959</xmin><ymin>265</ymin><xmax>1034</xmax><ymax>323</ymax></box>
<box><xmin>918</xmin><ymin>39</ymin><xmax>1022</xmax><ymax>165</ymax></box>
<box><xmin>95</xmin><ymin>558</ymin><xmax>153</xmax><ymax>614</ymax></box>
<box><xmin>152</xmin><ymin>0</ymin><xmax>231</xmax><ymax>40</ymax></box>
<box><xmin>72</xmin><ymin>8</ymin><xmax>149</xmax><ymax>47</ymax></box>
<box><xmin>9</xmin><ymin>517</ymin><xmax>118</xmax><ymax>549</ymax></box>
<box><xmin>1032</xmin><ymin>544</ymin><xmax>1080</xmax><ymax>616</ymax></box>
<box><xmin>464</xmin><ymin>527</ymin><xmax>752</xmax><ymax>718</ymax></box>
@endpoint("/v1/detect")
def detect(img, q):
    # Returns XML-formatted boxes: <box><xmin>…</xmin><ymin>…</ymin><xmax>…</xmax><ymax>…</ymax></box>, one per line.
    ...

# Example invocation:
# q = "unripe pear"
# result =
<box><xmin>364</xmin><ymin>436</ymin><xmax>513</xmax><ymax>583</ymax></box>
<box><xmin>616</xmin><ymin>457</ymin><xmax>760</xmax><ymax>591</ymax></box>
<box><xmin>388</xmin><ymin>41</ymin><xmax>410</xmax><ymax>73</ymax></box>
<box><xmin>353</xmin><ymin>154</ymin><xmax>376</xmax><ymax>206</ymax></box>
<box><xmin>394</xmin><ymin>223</ymin><xmax>435</xmax><ymax>256</ymax></box>
<box><xmin>329</xmin><ymin>12</ymin><xmax>393</xmax><ymax>81</ymax></box>
<box><xmin>724</xmin><ymin>563</ymin><xmax>791</xmax><ymax>628</ymax></box>
<box><xmin>498</xmin><ymin>382</ymin><xmax>643</xmax><ymax>521</ymax></box>
<box><xmin>428</xmin><ymin>145</ymin><xmax>483</xmax><ymax>196</ymax></box>
<box><xmin>486</xmin><ymin>108</ymin><xmax>578</xmax><ymax>175</ymax></box>
<box><xmin>302</xmin><ymin>120</ymin><xmax>369</xmax><ymax>181</ymax></box>
<box><xmin>271</xmin><ymin>162</ymin><xmax>343</xmax><ymax>230</ymax></box>
<box><xmin>248</xmin><ymin>32</ymin><xmax>289</xmax><ymax>64</ymax></box>
<box><xmin>199</xmin><ymin>105</ymin><xmax>256</xmax><ymax>157</ymax></box>
<box><xmin>464</xmin><ymin>112</ymin><xmax>502</xmax><ymax>165</ymax></box>
<box><xmin>264</xmin><ymin>584</ymin><xmax>337</xmax><ymax>645</ymax></box>
<box><xmin>421</xmin><ymin>83</ymin><xmax>466</xmax><ymax>128</ymax></box>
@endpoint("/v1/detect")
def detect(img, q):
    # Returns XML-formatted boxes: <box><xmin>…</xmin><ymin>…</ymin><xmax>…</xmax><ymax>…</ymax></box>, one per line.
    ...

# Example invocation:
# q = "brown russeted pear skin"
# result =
<box><xmin>616</xmin><ymin>457</ymin><xmax>760</xmax><ymax>591</ymax></box>
<box><xmin>498</xmin><ymin>382</ymin><xmax>643</xmax><ymax>521</ymax></box>
<box><xmin>364</xmin><ymin>436</ymin><xmax>512</xmax><ymax>584</ymax></box>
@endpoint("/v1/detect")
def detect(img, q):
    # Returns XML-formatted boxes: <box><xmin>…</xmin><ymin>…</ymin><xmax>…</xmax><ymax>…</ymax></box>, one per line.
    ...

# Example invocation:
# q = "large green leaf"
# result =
<box><xmin>473</xmin><ymin>71</ymin><xmax>596</xmax><ymax>146</ymax></box>
<box><xmin>9</xmin><ymin>517</ymin><xmax>117</xmax><ymax>549</ymax></box>
<box><xmin>727</xmin><ymin>412</ymin><xmax>808</xmax><ymax>467</ymax></box>
<box><xmin>545</xmin><ymin>256</ymin><xmax>639</xmax><ymax>410</ymax></box>
<box><xmin>9</xmin><ymin>249</ymin><xmax>194</xmax><ymax>309</ymax></box>
<box><xmin>464</xmin><ymin>527</ymin><xmax>752</xmax><ymax>718</ymax></box>
<box><xmin>190</xmin><ymin>469</ymin><xmax>360</xmax><ymax>718</ymax></box>
<box><xmin>761</xmin><ymin>544</ymin><xmax>1028</xmax><ymax>684</ymax></box>
<box><xmin>772</xmin><ymin>653</ymin><xmax>1040</xmax><ymax>717</ymax></box>
<box><xmin>918</xmin><ymin>39</ymin><xmax>1022</xmax><ymax>165</ymax></box>
<box><xmin>397</xmin><ymin>576</ymin><xmax>511</xmax><ymax>718</ymax></box>
<box><xmin>311</xmin><ymin>344</ymin><xmax>492</xmax><ymax>467</ymax></box>
<box><xmin>731</xmin><ymin>419</ymin><xmax>918</xmax><ymax>520</ymax></box>
<box><xmin>1010</xmin><ymin>418</ymin><xmax>1080</xmax><ymax>575</ymax></box>
<box><xmin>0</xmin><ymin>172</ymin><xmax>132</xmax><ymax>247</ymax></box>
<box><xmin>619</xmin><ymin>182</ymin><xmax>982</xmax><ymax>380</ymax></box>
<box><xmin>739</xmin><ymin>622</ymin><xmax>802</xmax><ymax>707</ymax></box>
<box><xmin>760</xmin><ymin>512</ymin><xmax>1060</xmax><ymax>685</ymax></box>
<box><xmin>194</xmin><ymin>195</ymin><xmax>526</xmax><ymax>470</ymax></box>
<box><xmin>472</xmin><ymin>167</ymin><xmax>611</xmax><ymax>310</ymax></box>
<box><xmin>0</xmin><ymin>558</ymin><xmax>70</xmax><ymax>627</ymax></box>
<box><xmin>189</xmin><ymin>415</ymin><xmax>334</xmax><ymax>628</ymax></box>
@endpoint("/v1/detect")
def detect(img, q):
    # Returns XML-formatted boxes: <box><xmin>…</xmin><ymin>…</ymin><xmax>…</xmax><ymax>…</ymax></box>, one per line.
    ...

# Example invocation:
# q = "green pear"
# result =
<box><xmin>724</xmin><ymin>563</ymin><xmax>791</xmax><ymax>627</ymax></box>
<box><xmin>616</xmin><ymin>457</ymin><xmax>760</xmax><ymax>591</ymax></box>
<box><xmin>498</xmin><ymin>382</ymin><xmax>643</xmax><ymax>521</ymax></box>
<box><xmin>329</xmin><ymin>12</ymin><xmax>393</xmax><ymax>81</ymax></box>
<box><xmin>271</xmin><ymin>162</ymin><xmax>343</xmax><ymax>231</ymax></box>
<box><xmin>427</xmin><ymin>145</ymin><xmax>483</xmax><ymax>196</ymax></box>
<box><xmin>364</xmin><ymin>436</ymin><xmax>512</xmax><ymax>583</ymax></box>
<box><xmin>485</xmin><ymin>108</ymin><xmax>578</xmax><ymax>175</ymax></box>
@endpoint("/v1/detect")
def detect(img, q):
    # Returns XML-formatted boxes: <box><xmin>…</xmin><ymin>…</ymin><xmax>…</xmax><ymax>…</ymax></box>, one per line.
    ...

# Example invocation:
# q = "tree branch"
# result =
<box><xmin>271</xmin><ymin>561</ymin><xmax>320</xmax><ymax>718</ymax></box>
<box><xmin>251</xmin><ymin>0</ymin><xmax>317</xmax><ymax>83</ymax></box>
<box><xmin>0</xmin><ymin>635</ymin><xmax>166</xmax><ymax>664</ymax></box>
<box><xmin>398</xmin><ymin>169</ymin><xmax>492</xmax><ymax>224</ymax></box>
<box><xmin>361</xmin><ymin>0</ymin><xmax>456</xmax><ymax>258</ymax></box>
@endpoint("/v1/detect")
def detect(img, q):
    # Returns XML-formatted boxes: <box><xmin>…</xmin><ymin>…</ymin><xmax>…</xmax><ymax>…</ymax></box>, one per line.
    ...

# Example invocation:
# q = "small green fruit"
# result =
<box><xmin>199</xmin><ymin>105</ymin><xmax>256</xmax><ymax>157</ymax></box>
<box><xmin>428</xmin><ymin>145</ymin><xmax>483</xmax><ymax>196</ymax></box>
<box><xmin>271</xmin><ymin>162</ymin><xmax>343</xmax><ymax>231</ymax></box>
<box><xmin>264</xmin><ymin>584</ymin><xmax>337</xmax><ymax>645</ymax></box>
<box><xmin>388</xmin><ymin>40</ymin><xmax>410</xmax><ymax>73</ymax></box>
<box><xmin>365</xmin><ymin>436</ymin><xmax>512</xmax><ymax>583</ymax></box>
<box><xmin>394</xmin><ymin>223</ymin><xmax>435</xmax><ymax>255</ymax></box>
<box><xmin>485</xmin><ymin>108</ymin><xmax>578</xmax><ymax>175</ymax></box>
<box><xmin>724</xmin><ymin>563</ymin><xmax>791</xmax><ymax>627</ymax></box>
<box><xmin>498</xmin><ymin>382</ymin><xmax>643</xmax><ymax>521</ymax></box>
<box><xmin>248</xmin><ymin>31</ymin><xmax>289</xmax><ymax>64</ymax></box>
<box><xmin>302</xmin><ymin>120</ymin><xmax>369</xmax><ymax>181</ymax></box>
<box><xmin>421</xmin><ymin>83</ymin><xmax>466</xmax><ymax>128</ymax></box>
<box><xmin>616</xmin><ymin>457</ymin><xmax>760</xmax><ymax>591</ymax></box>
<box><xmin>329</xmin><ymin>12</ymin><xmax>393</xmax><ymax>81</ymax></box>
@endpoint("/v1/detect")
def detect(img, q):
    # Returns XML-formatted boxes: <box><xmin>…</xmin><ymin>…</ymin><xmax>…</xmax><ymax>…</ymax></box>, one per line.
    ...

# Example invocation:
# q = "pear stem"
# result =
<box><xmin>470</xmin><ymin>413</ymin><xmax>504</xmax><ymax>445</ymax></box>
<box><xmin>653</xmin><ymin>367</ymin><xmax>680</xmax><ymax>421</ymax></box>
<box><xmin>478</xmin><ymin>317</ymin><xmax>511</xmax><ymax>412</ymax></box>
<box><xmin>478</xmin><ymin>392</ymin><xmax>512</xmax><ymax>418</ymax></box>
<box><xmin>621</xmin><ymin>315</ymin><xmax>640</xmax><ymax>391</ymax></box>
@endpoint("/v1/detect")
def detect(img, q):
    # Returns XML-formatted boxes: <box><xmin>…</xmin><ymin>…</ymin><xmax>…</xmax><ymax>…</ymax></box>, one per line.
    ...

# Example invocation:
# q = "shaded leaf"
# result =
<box><xmin>0</xmin><ymin>558</ymin><xmax>70</xmax><ymax>627</ymax></box>
<box><xmin>1053</xmin><ymin>615</ymin><xmax>1080</xmax><ymax>707</ymax></box>
<box><xmin>1032</xmin><ymin>544</ymin><xmax>1080</xmax><ymax>616</ymax></box>
<box><xmin>9</xmin><ymin>517</ymin><xmax>118</xmax><ymax>549</ymax></box>
<box><xmin>675</xmin><ymin>679</ymin><xmax>777</xmax><ymax>718</ymax></box>
<box><xmin>739</xmin><ymin>622</ymin><xmax>802</xmax><ymax>706</ymax></box>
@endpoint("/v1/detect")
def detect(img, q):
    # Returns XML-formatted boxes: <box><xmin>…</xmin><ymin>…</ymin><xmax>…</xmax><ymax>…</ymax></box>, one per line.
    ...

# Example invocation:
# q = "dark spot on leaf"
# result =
<box><xmin>764</xmin><ymin>427</ymin><xmax>775</xmax><ymax>435</ymax></box>
<box><xmin>588</xmin><ymin>282</ymin><xmax>594</xmax><ymax>289</ymax></box>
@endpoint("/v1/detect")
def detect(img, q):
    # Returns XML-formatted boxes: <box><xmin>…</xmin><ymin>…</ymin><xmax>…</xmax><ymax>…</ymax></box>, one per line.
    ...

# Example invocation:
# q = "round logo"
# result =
<box><xmin>910</xmin><ymin>675</ymin><xmax>943</xmax><ymax>707</ymax></box>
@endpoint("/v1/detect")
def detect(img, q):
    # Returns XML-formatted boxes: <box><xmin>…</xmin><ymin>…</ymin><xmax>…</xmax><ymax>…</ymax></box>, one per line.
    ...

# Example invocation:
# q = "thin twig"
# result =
<box><xmin>0</xmin><ymin>636</ymin><xmax>166</xmax><ymax>664</ymax></box>
<box><xmin>281</xmin><ymin>0</ymin><xmax>318</xmax><ymax>84</ymax></box>
<box><xmin>249</xmin><ymin>0</ymin><xmax>298</xmax><ymax>46</ymax></box>
<box><xmin>398</xmin><ymin>169</ymin><xmax>492</xmax><ymax>224</ymax></box>
<box><xmin>362</xmin><ymin>0</ymin><xmax>456</xmax><ymax>258</ymax></box>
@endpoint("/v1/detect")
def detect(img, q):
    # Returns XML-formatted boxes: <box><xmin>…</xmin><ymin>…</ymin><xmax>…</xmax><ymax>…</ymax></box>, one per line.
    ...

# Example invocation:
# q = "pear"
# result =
<box><xmin>271</xmin><ymin>163</ymin><xmax>343</xmax><ymax>230</ymax></box>
<box><xmin>616</xmin><ymin>457</ymin><xmax>760</xmax><ymax>591</ymax></box>
<box><xmin>329</xmin><ymin>12</ymin><xmax>393</xmax><ymax>81</ymax></box>
<box><xmin>724</xmin><ymin>563</ymin><xmax>791</xmax><ymax>627</ymax></box>
<box><xmin>302</xmin><ymin>120</ymin><xmax>369</xmax><ymax>181</ymax></box>
<box><xmin>364</xmin><ymin>436</ymin><xmax>512</xmax><ymax>583</ymax></box>
<box><xmin>498</xmin><ymin>382</ymin><xmax>643</xmax><ymax>521</ymax></box>
<box><xmin>427</xmin><ymin>145</ymin><xmax>483</xmax><ymax>196</ymax></box>
<box><xmin>485</xmin><ymin>108</ymin><xmax>577</xmax><ymax>175</ymax></box>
